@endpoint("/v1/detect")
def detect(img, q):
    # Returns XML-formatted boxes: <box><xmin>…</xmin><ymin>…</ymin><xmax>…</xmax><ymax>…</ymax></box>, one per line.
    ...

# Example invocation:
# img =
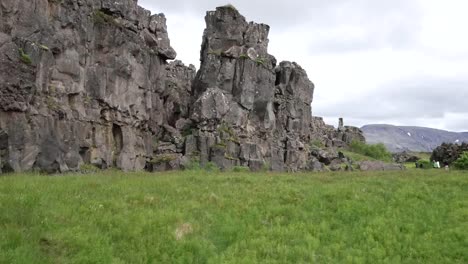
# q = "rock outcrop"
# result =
<box><xmin>310</xmin><ymin>117</ymin><xmax>366</xmax><ymax>148</ymax></box>
<box><xmin>0</xmin><ymin>1</ymin><xmax>364</xmax><ymax>173</ymax></box>
<box><xmin>431</xmin><ymin>143</ymin><xmax>468</xmax><ymax>166</ymax></box>
<box><xmin>187</xmin><ymin>6</ymin><xmax>316</xmax><ymax>172</ymax></box>
<box><xmin>392</xmin><ymin>152</ymin><xmax>420</xmax><ymax>163</ymax></box>
<box><xmin>0</xmin><ymin>0</ymin><xmax>192</xmax><ymax>172</ymax></box>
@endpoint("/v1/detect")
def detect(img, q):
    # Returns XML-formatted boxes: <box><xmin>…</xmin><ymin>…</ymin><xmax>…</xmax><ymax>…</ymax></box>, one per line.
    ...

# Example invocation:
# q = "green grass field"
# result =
<box><xmin>1</xmin><ymin>170</ymin><xmax>467</xmax><ymax>263</ymax></box>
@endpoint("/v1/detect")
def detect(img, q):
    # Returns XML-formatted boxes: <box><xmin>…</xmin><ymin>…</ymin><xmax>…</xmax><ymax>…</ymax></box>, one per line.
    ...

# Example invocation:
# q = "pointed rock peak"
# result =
<box><xmin>206</xmin><ymin>4</ymin><xmax>246</xmax><ymax>24</ymax></box>
<box><xmin>216</xmin><ymin>4</ymin><xmax>242</xmax><ymax>15</ymax></box>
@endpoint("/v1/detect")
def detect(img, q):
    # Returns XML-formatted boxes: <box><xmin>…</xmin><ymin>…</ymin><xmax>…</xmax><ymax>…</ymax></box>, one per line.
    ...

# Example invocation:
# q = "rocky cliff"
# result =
<box><xmin>0</xmin><ymin>1</ymin><xmax>363</xmax><ymax>173</ymax></box>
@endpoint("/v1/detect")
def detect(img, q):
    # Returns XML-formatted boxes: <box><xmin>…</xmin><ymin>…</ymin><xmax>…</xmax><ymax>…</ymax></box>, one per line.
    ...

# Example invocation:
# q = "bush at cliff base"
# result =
<box><xmin>416</xmin><ymin>160</ymin><xmax>432</xmax><ymax>169</ymax></box>
<box><xmin>349</xmin><ymin>141</ymin><xmax>392</xmax><ymax>162</ymax></box>
<box><xmin>453</xmin><ymin>151</ymin><xmax>468</xmax><ymax>170</ymax></box>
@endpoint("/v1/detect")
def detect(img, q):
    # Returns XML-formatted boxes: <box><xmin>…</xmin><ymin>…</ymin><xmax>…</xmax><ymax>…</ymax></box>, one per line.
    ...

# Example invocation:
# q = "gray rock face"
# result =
<box><xmin>0</xmin><ymin>2</ymin><xmax>364</xmax><ymax>173</ymax></box>
<box><xmin>393</xmin><ymin>152</ymin><xmax>420</xmax><ymax>163</ymax></box>
<box><xmin>310</xmin><ymin>117</ymin><xmax>365</xmax><ymax>148</ymax></box>
<box><xmin>431</xmin><ymin>143</ymin><xmax>468</xmax><ymax>166</ymax></box>
<box><xmin>188</xmin><ymin>6</ymin><xmax>318</xmax><ymax>172</ymax></box>
<box><xmin>0</xmin><ymin>0</ymin><xmax>193</xmax><ymax>172</ymax></box>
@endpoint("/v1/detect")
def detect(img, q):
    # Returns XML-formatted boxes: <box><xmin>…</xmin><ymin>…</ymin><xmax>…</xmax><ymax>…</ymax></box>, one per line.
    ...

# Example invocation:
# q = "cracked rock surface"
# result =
<box><xmin>0</xmin><ymin>2</ymin><xmax>364</xmax><ymax>173</ymax></box>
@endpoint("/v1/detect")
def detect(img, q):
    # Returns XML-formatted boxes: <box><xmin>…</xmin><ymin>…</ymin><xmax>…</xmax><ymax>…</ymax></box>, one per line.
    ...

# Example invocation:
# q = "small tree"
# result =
<box><xmin>453</xmin><ymin>152</ymin><xmax>468</xmax><ymax>170</ymax></box>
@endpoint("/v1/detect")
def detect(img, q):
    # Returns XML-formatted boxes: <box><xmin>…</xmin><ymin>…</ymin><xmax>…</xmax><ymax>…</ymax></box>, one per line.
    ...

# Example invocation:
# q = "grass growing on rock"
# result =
<box><xmin>0</xmin><ymin>170</ymin><xmax>467</xmax><ymax>263</ymax></box>
<box><xmin>18</xmin><ymin>48</ymin><xmax>32</xmax><ymax>65</ymax></box>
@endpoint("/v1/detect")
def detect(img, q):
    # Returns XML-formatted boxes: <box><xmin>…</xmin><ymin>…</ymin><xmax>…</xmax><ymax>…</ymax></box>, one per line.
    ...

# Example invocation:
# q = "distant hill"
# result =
<box><xmin>361</xmin><ymin>124</ymin><xmax>468</xmax><ymax>153</ymax></box>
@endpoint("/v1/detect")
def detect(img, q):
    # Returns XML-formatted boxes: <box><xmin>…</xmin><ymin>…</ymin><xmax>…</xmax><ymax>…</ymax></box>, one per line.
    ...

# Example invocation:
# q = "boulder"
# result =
<box><xmin>393</xmin><ymin>152</ymin><xmax>420</xmax><ymax>163</ymax></box>
<box><xmin>431</xmin><ymin>143</ymin><xmax>468</xmax><ymax>165</ymax></box>
<box><xmin>310</xmin><ymin>147</ymin><xmax>339</xmax><ymax>165</ymax></box>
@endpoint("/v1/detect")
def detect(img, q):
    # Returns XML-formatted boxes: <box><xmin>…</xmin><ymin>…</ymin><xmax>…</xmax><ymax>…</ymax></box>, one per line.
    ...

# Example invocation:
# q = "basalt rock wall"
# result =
<box><xmin>0</xmin><ymin>0</ymin><xmax>195</xmax><ymax>172</ymax></box>
<box><xmin>0</xmin><ymin>1</ymin><xmax>364</xmax><ymax>173</ymax></box>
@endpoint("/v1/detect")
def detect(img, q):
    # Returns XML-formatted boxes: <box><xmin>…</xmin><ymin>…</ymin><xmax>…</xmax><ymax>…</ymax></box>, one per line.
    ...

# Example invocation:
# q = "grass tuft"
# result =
<box><xmin>18</xmin><ymin>48</ymin><xmax>32</xmax><ymax>65</ymax></box>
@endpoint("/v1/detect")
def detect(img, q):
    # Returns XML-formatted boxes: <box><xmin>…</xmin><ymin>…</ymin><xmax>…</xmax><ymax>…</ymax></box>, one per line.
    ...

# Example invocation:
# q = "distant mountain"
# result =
<box><xmin>361</xmin><ymin>124</ymin><xmax>468</xmax><ymax>153</ymax></box>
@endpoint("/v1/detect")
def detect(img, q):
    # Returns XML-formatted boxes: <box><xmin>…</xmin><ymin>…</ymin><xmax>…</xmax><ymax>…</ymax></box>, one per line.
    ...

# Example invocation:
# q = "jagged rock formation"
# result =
<box><xmin>392</xmin><ymin>152</ymin><xmax>420</xmax><ymax>163</ymax></box>
<box><xmin>431</xmin><ymin>143</ymin><xmax>468</xmax><ymax>166</ymax></box>
<box><xmin>187</xmin><ymin>6</ymin><xmax>316</xmax><ymax>172</ymax></box>
<box><xmin>311</xmin><ymin>117</ymin><xmax>366</xmax><ymax>148</ymax></box>
<box><xmin>0</xmin><ymin>1</ymin><xmax>364</xmax><ymax>173</ymax></box>
<box><xmin>0</xmin><ymin>0</ymin><xmax>191</xmax><ymax>172</ymax></box>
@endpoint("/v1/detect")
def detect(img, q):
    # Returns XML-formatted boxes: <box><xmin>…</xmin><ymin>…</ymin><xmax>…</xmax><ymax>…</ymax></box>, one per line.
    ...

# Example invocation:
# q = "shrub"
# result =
<box><xmin>310</xmin><ymin>139</ymin><xmax>324</xmax><ymax>148</ymax></box>
<box><xmin>349</xmin><ymin>141</ymin><xmax>392</xmax><ymax>162</ymax></box>
<box><xmin>203</xmin><ymin>162</ymin><xmax>219</xmax><ymax>172</ymax></box>
<box><xmin>183</xmin><ymin>158</ymin><xmax>220</xmax><ymax>172</ymax></box>
<box><xmin>222</xmin><ymin>4</ymin><xmax>238</xmax><ymax>11</ymax></box>
<box><xmin>453</xmin><ymin>152</ymin><xmax>468</xmax><ymax>170</ymax></box>
<box><xmin>183</xmin><ymin>157</ymin><xmax>202</xmax><ymax>171</ymax></box>
<box><xmin>415</xmin><ymin>160</ymin><xmax>432</xmax><ymax>169</ymax></box>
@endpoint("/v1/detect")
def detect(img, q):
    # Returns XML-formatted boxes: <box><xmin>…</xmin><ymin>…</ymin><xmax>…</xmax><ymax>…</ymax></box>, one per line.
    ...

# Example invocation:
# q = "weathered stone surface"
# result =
<box><xmin>307</xmin><ymin>156</ymin><xmax>324</xmax><ymax>172</ymax></box>
<box><xmin>0</xmin><ymin>0</ymin><xmax>192</xmax><ymax>173</ymax></box>
<box><xmin>431</xmin><ymin>142</ymin><xmax>468</xmax><ymax>166</ymax></box>
<box><xmin>310</xmin><ymin>147</ymin><xmax>339</xmax><ymax>165</ymax></box>
<box><xmin>358</xmin><ymin>161</ymin><xmax>405</xmax><ymax>171</ymax></box>
<box><xmin>393</xmin><ymin>152</ymin><xmax>420</xmax><ymax>163</ymax></box>
<box><xmin>187</xmin><ymin>6</ymin><xmax>326</xmax><ymax>172</ymax></box>
<box><xmin>0</xmin><ymin>2</ymin><xmax>364</xmax><ymax>173</ymax></box>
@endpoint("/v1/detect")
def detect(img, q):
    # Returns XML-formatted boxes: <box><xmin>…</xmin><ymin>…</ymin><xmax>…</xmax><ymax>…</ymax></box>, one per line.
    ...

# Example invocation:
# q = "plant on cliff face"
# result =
<box><xmin>207</xmin><ymin>49</ymin><xmax>223</xmax><ymax>56</ymax></box>
<box><xmin>310</xmin><ymin>139</ymin><xmax>324</xmax><ymax>148</ymax></box>
<box><xmin>224</xmin><ymin>153</ymin><xmax>239</xmax><ymax>161</ymax></box>
<box><xmin>39</xmin><ymin>44</ymin><xmax>50</xmax><ymax>51</ymax></box>
<box><xmin>46</xmin><ymin>96</ymin><xmax>59</xmax><ymax>111</ymax></box>
<box><xmin>254</xmin><ymin>57</ymin><xmax>266</xmax><ymax>66</ymax></box>
<box><xmin>218</xmin><ymin>122</ymin><xmax>235</xmax><ymax>137</ymax></box>
<box><xmin>92</xmin><ymin>10</ymin><xmax>120</xmax><ymax>27</ymax></box>
<box><xmin>453</xmin><ymin>151</ymin><xmax>468</xmax><ymax>170</ymax></box>
<box><xmin>83</xmin><ymin>94</ymin><xmax>92</xmax><ymax>105</ymax></box>
<box><xmin>222</xmin><ymin>4</ymin><xmax>238</xmax><ymax>11</ymax></box>
<box><xmin>150</xmin><ymin>154</ymin><xmax>177</xmax><ymax>165</ymax></box>
<box><xmin>18</xmin><ymin>48</ymin><xmax>32</xmax><ymax>65</ymax></box>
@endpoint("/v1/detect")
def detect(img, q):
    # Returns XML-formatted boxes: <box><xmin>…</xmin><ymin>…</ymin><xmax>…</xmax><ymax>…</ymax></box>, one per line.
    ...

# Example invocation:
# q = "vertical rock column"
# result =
<box><xmin>189</xmin><ymin>6</ymin><xmax>316</xmax><ymax>171</ymax></box>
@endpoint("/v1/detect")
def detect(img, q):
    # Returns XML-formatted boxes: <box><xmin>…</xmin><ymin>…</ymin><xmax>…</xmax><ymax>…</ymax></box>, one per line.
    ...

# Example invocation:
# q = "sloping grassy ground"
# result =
<box><xmin>1</xmin><ymin>170</ymin><xmax>467</xmax><ymax>263</ymax></box>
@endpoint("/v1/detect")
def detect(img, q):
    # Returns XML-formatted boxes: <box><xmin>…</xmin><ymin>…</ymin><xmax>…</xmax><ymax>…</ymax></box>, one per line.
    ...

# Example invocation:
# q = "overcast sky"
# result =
<box><xmin>139</xmin><ymin>0</ymin><xmax>468</xmax><ymax>132</ymax></box>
